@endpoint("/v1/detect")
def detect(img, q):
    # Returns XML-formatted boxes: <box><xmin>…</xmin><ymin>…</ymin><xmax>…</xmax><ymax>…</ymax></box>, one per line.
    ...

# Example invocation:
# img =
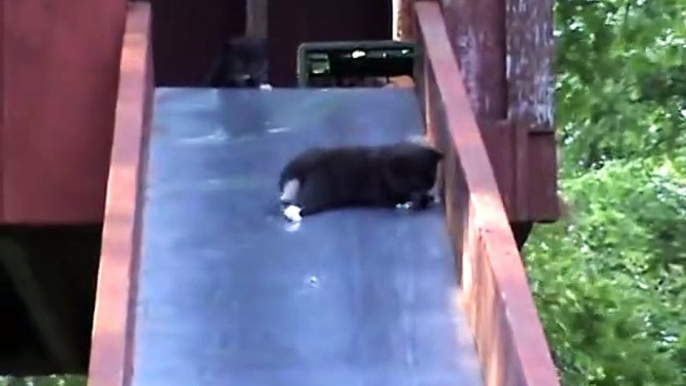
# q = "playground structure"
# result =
<box><xmin>0</xmin><ymin>0</ymin><xmax>560</xmax><ymax>385</ymax></box>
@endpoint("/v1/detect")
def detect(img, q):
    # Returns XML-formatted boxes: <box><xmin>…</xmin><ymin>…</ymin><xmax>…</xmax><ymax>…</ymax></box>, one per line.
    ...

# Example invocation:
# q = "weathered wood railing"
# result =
<box><xmin>414</xmin><ymin>3</ymin><xmax>560</xmax><ymax>386</ymax></box>
<box><xmin>87</xmin><ymin>3</ymin><xmax>153</xmax><ymax>386</ymax></box>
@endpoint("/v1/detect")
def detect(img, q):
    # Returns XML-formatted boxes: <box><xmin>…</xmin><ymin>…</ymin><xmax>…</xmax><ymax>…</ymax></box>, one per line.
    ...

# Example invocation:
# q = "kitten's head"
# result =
<box><xmin>387</xmin><ymin>142</ymin><xmax>443</xmax><ymax>192</ymax></box>
<box><xmin>209</xmin><ymin>36</ymin><xmax>268</xmax><ymax>88</ymax></box>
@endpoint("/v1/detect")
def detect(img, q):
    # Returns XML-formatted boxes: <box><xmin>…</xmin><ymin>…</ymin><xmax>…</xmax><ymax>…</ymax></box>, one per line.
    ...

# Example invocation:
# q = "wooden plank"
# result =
<box><xmin>506</xmin><ymin>0</ymin><xmax>559</xmax><ymax>222</ymax></box>
<box><xmin>394</xmin><ymin>0</ymin><xmax>418</xmax><ymax>41</ymax></box>
<box><xmin>506</xmin><ymin>0</ymin><xmax>555</xmax><ymax>132</ymax></box>
<box><xmin>87</xmin><ymin>3</ymin><xmax>153</xmax><ymax>386</ymax></box>
<box><xmin>243</xmin><ymin>0</ymin><xmax>268</xmax><ymax>87</ymax></box>
<box><xmin>441</xmin><ymin>0</ymin><xmax>507</xmax><ymax>119</ymax></box>
<box><xmin>0</xmin><ymin>0</ymin><xmax>4</xmax><ymax>220</ymax></box>
<box><xmin>246</xmin><ymin>0</ymin><xmax>268</xmax><ymax>38</ymax></box>
<box><xmin>414</xmin><ymin>4</ymin><xmax>560</xmax><ymax>386</ymax></box>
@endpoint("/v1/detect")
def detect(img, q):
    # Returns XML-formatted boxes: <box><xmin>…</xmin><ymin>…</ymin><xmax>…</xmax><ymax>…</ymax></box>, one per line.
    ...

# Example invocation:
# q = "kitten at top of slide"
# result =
<box><xmin>278</xmin><ymin>138</ymin><xmax>443</xmax><ymax>222</ymax></box>
<box><xmin>206</xmin><ymin>36</ymin><xmax>270</xmax><ymax>89</ymax></box>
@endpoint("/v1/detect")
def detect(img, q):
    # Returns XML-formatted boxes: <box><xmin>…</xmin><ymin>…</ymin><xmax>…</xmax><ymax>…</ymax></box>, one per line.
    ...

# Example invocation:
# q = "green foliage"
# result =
<box><xmin>0</xmin><ymin>376</ymin><xmax>85</xmax><ymax>386</ymax></box>
<box><xmin>528</xmin><ymin>161</ymin><xmax>686</xmax><ymax>385</ymax></box>
<box><xmin>555</xmin><ymin>0</ymin><xmax>686</xmax><ymax>173</ymax></box>
<box><xmin>526</xmin><ymin>0</ymin><xmax>686</xmax><ymax>385</ymax></box>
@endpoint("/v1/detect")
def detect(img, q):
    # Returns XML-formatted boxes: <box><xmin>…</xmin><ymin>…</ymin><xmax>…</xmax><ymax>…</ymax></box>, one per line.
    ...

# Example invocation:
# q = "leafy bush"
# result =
<box><xmin>526</xmin><ymin>0</ymin><xmax>686</xmax><ymax>384</ymax></box>
<box><xmin>0</xmin><ymin>376</ymin><xmax>85</xmax><ymax>386</ymax></box>
<box><xmin>527</xmin><ymin>161</ymin><xmax>686</xmax><ymax>385</ymax></box>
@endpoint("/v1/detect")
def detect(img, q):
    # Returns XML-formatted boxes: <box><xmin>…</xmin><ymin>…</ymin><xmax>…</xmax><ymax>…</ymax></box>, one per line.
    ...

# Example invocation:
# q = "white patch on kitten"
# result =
<box><xmin>406</xmin><ymin>134</ymin><xmax>431</xmax><ymax>147</ymax></box>
<box><xmin>428</xmin><ymin>184</ymin><xmax>440</xmax><ymax>204</ymax></box>
<box><xmin>280</xmin><ymin>179</ymin><xmax>300</xmax><ymax>203</ymax></box>
<box><xmin>283</xmin><ymin>205</ymin><xmax>303</xmax><ymax>222</ymax></box>
<box><xmin>395</xmin><ymin>202</ymin><xmax>413</xmax><ymax>210</ymax></box>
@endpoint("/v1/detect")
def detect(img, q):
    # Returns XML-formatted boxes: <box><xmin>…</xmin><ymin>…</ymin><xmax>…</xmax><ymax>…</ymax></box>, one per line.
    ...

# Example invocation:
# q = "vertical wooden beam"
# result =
<box><xmin>438</xmin><ymin>0</ymin><xmax>559</xmax><ymax>224</ymax></box>
<box><xmin>394</xmin><ymin>0</ymin><xmax>411</xmax><ymax>40</ymax></box>
<box><xmin>439</xmin><ymin>0</ymin><xmax>526</xmax><ymax>223</ymax></box>
<box><xmin>245</xmin><ymin>0</ymin><xmax>268</xmax><ymax>83</ymax></box>
<box><xmin>0</xmin><ymin>0</ymin><xmax>5</xmax><ymax>221</ymax></box>
<box><xmin>395</xmin><ymin>0</ymin><xmax>425</xmax><ymax>41</ymax></box>
<box><xmin>506</xmin><ymin>0</ymin><xmax>558</xmax><ymax>222</ymax></box>
<box><xmin>506</xmin><ymin>0</ymin><xmax>555</xmax><ymax>132</ymax></box>
<box><xmin>245</xmin><ymin>0</ymin><xmax>268</xmax><ymax>39</ymax></box>
<box><xmin>442</xmin><ymin>0</ymin><xmax>507</xmax><ymax>119</ymax></box>
<box><xmin>392</xmin><ymin>0</ymin><xmax>400</xmax><ymax>39</ymax></box>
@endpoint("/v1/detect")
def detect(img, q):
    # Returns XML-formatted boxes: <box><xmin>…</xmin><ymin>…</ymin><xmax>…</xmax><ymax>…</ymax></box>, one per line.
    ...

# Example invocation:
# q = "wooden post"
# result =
<box><xmin>0</xmin><ymin>0</ymin><xmax>5</xmax><ymax>220</ymax></box>
<box><xmin>439</xmin><ymin>0</ymin><xmax>559</xmax><ymax>228</ymax></box>
<box><xmin>245</xmin><ymin>0</ymin><xmax>267</xmax><ymax>39</ymax></box>
<box><xmin>506</xmin><ymin>0</ymin><xmax>559</xmax><ymax>222</ymax></box>
<box><xmin>395</xmin><ymin>0</ymin><xmax>418</xmax><ymax>41</ymax></box>
<box><xmin>245</xmin><ymin>0</ymin><xmax>268</xmax><ymax>84</ymax></box>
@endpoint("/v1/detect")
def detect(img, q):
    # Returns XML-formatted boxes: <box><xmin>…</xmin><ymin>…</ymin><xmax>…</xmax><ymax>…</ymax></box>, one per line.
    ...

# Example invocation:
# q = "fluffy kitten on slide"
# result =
<box><xmin>278</xmin><ymin>140</ymin><xmax>443</xmax><ymax>222</ymax></box>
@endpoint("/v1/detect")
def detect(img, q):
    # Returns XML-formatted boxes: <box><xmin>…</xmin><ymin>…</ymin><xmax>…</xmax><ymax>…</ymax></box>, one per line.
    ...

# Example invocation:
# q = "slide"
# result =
<box><xmin>131</xmin><ymin>88</ymin><xmax>484</xmax><ymax>386</ymax></box>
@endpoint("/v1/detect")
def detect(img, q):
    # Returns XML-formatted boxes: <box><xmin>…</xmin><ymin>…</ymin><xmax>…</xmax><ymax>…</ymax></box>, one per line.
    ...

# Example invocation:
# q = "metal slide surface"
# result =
<box><xmin>133</xmin><ymin>88</ymin><xmax>484</xmax><ymax>386</ymax></box>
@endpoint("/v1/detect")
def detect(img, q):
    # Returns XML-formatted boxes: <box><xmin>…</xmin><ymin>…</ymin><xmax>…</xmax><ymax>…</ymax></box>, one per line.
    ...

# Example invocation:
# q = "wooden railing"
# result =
<box><xmin>414</xmin><ymin>3</ymin><xmax>560</xmax><ymax>386</ymax></box>
<box><xmin>87</xmin><ymin>3</ymin><xmax>153</xmax><ymax>386</ymax></box>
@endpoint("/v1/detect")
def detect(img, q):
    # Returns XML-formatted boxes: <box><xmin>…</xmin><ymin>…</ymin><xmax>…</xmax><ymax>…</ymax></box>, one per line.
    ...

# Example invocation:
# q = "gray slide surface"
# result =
<box><xmin>133</xmin><ymin>88</ymin><xmax>483</xmax><ymax>386</ymax></box>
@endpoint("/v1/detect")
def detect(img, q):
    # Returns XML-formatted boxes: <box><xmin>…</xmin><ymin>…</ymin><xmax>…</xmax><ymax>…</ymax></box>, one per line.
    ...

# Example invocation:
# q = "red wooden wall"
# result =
<box><xmin>0</xmin><ymin>0</ymin><xmax>128</xmax><ymax>224</ymax></box>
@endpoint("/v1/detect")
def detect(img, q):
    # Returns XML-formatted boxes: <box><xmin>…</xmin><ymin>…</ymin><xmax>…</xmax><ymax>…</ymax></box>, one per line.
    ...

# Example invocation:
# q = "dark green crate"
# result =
<box><xmin>296</xmin><ymin>40</ymin><xmax>416</xmax><ymax>88</ymax></box>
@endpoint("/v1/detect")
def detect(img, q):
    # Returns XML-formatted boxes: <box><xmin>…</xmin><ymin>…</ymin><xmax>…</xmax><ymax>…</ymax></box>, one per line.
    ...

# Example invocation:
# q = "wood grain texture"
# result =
<box><xmin>87</xmin><ymin>4</ymin><xmax>153</xmax><ymax>386</ymax></box>
<box><xmin>415</xmin><ymin>3</ymin><xmax>560</xmax><ymax>386</ymax></box>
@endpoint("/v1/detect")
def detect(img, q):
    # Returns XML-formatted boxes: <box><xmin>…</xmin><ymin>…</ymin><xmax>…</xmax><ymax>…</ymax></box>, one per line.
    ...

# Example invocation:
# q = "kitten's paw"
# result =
<box><xmin>259</xmin><ymin>83</ymin><xmax>273</xmax><ymax>90</ymax></box>
<box><xmin>407</xmin><ymin>194</ymin><xmax>435</xmax><ymax>211</ymax></box>
<box><xmin>283</xmin><ymin>205</ymin><xmax>303</xmax><ymax>222</ymax></box>
<box><xmin>431</xmin><ymin>194</ymin><xmax>441</xmax><ymax>204</ymax></box>
<box><xmin>395</xmin><ymin>202</ymin><xmax>413</xmax><ymax>210</ymax></box>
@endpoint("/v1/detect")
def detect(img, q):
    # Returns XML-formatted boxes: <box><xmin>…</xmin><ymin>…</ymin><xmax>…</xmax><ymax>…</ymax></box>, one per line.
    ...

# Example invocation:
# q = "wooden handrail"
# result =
<box><xmin>414</xmin><ymin>3</ymin><xmax>560</xmax><ymax>386</ymax></box>
<box><xmin>87</xmin><ymin>3</ymin><xmax>153</xmax><ymax>386</ymax></box>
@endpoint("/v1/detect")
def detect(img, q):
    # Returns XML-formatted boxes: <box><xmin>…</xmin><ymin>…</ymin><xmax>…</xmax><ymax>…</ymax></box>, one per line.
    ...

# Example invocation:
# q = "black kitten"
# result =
<box><xmin>207</xmin><ymin>36</ymin><xmax>268</xmax><ymax>88</ymax></box>
<box><xmin>278</xmin><ymin>140</ymin><xmax>443</xmax><ymax>222</ymax></box>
